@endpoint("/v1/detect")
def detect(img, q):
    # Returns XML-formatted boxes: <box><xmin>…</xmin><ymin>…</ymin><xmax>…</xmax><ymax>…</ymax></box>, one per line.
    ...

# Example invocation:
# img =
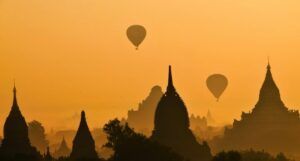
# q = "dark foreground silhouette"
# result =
<box><xmin>212</xmin><ymin>150</ymin><xmax>293</xmax><ymax>161</ymax></box>
<box><xmin>103</xmin><ymin>119</ymin><xmax>185</xmax><ymax>161</ymax></box>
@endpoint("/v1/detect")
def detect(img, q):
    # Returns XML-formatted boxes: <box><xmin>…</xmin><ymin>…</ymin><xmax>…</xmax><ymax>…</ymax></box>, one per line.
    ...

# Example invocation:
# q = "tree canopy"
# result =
<box><xmin>103</xmin><ymin>119</ymin><xmax>185</xmax><ymax>161</ymax></box>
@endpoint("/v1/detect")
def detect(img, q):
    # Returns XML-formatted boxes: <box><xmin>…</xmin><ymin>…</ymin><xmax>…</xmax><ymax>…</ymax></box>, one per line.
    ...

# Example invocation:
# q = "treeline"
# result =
<box><xmin>213</xmin><ymin>150</ymin><xmax>294</xmax><ymax>161</ymax></box>
<box><xmin>0</xmin><ymin>119</ymin><xmax>294</xmax><ymax>161</ymax></box>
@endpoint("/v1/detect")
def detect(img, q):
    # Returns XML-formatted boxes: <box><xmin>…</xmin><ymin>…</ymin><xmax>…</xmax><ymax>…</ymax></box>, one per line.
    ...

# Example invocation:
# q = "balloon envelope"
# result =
<box><xmin>206</xmin><ymin>74</ymin><xmax>228</xmax><ymax>101</ymax></box>
<box><xmin>126</xmin><ymin>25</ymin><xmax>147</xmax><ymax>50</ymax></box>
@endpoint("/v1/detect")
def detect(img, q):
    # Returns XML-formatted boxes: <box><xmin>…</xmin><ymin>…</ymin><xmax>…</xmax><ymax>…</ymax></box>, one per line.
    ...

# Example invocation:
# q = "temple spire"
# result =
<box><xmin>81</xmin><ymin>111</ymin><xmax>85</xmax><ymax>121</ymax></box>
<box><xmin>257</xmin><ymin>61</ymin><xmax>282</xmax><ymax>105</ymax></box>
<box><xmin>167</xmin><ymin>65</ymin><xmax>176</xmax><ymax>93</ymax></box>
<box><xmin>12</xmin><ymin>82</ymin><xmax>19</xmax><ymax>110</ymax></box>
<box><xmin>267</xmin><ymin>56</ymin><xmax>271</xmax><ymax>70</ymax></box>
<box><xmin>78</xmin><ymin>111</ymin><xmax>88</xmax><ymax>133</ymax></box>
<box><xmin>152</xmin><ymin>66</ymin><xmax>212</xmax><ymax>161</ymax></box>
<box><xmin>265</xmin><ymin>61</ymin><xmax>274</xmax><ymax>84</ymax></box>
<box><xmin>70</xmin><ymin>110</ymin><xmax>98</xmax><ymax>160</ymax></box>
<box><xmin>1</xmin><ymin>84</ymin><xmax>40</xmax><ymax>158</ymax></box>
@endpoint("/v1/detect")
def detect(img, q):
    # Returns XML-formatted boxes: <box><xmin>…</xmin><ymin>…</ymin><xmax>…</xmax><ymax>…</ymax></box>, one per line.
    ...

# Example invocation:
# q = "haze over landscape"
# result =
<box><xmin>1</xmin><ymin>0</ymin><xmax>300</xmax><ymax>134</ymax></box>
<box><xmin>3</xmin><ymin>0</ymin><xmax>300</xmax><ymax>161</ymax></box>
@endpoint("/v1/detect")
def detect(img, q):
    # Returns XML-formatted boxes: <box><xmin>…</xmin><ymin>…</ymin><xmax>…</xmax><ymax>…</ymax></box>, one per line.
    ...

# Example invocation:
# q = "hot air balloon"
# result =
<box><xmin>126</xmin><ymin>25</ymin><xmax>147</xmax><ymax>50</ymax></box>
<box><xmin>206</xmin><ymin>74</ymin><xmax>228</xmax><ymax>101</ymax></box>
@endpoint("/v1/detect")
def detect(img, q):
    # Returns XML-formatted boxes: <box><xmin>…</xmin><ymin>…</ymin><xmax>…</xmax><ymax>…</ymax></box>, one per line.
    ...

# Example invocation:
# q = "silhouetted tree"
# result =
<box><xmin>44</xmin><ymin>147</ymin><xmax>54</xmax><ymax>161</ymax></box>
<box><xmin>241</xmin><ymin>150</ymin><xmax>293</xmax><ymax>161</ymax></box>
<box><xmin>0</xmin><ymin>136</ymin><xmax>2</xmax><ymax>146</ymax></box>
<box><xmin>212</xmin><ymin>150</ymin><xmax>294</xmax><ymax>161</ymax></box>
<box><xmin>28</xmin><ymin>120</ymin><xmax>49</xmax><ymax>154</ymax></box>
<box><xmin>103</xmin><ymin>119</ymin><xmax>185</xmax><ymax>161</ymax></box>
<box><xmin>0</xmin><ymin>153</ymin><xmax>42</xmax><ymax>161</ymax></box>
<box><xmin>212</xmin><ymin>151</ymin><xmax>241</xmax><ymax>161</ymax></box>
<box><xmin>276</xmin><ymin>153</ymin><xmax>291</xmax><ymax>161</ymax></box>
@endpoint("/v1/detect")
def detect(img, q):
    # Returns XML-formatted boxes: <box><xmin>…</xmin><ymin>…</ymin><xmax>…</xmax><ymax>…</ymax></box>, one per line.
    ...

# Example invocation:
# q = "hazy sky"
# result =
<box><xmin>1</xmin><ymin>0</ymin><xmax>300</xmax><ymax>132</ymax></box>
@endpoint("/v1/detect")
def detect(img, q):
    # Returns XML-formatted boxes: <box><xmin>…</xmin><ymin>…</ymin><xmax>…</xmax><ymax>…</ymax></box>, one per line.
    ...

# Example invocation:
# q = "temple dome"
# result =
<box><xmin>154</xmin><ymin>66</ymin><xmax>190</xmax><ymax>134</ymax></box>
<box><xmin>152</xmin><ymin>66</ymin><xmax>212</xmax><ymax>161</ymax></box>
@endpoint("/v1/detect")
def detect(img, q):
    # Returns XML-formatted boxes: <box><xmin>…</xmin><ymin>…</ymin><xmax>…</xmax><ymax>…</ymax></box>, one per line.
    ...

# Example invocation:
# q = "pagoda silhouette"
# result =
<box><xmin>70</xmin><ymin>111</ymin><xmax>99</xmax><ymax>161</ymax></box>
<box><xmin>151</xmin><ymin>66</ymin><xmax>212</xmax><ymax>161</ymax></box>
<box><xmin>53</xmin><ymin>137</ymin><xmax>71</xmax><ymax>158</ymax></box>
<box><xmin>0</xmin><ymin>85</ymin><xmax>41</xmax><ymax>160</ymax></box>
<box><xmin>212</xmin><ymin>62</ymin><xmax>300</xmax><ymax>158</ymax></box>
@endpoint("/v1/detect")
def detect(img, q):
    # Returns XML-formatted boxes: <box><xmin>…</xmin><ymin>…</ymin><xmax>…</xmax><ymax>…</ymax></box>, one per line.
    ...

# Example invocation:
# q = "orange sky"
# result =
<box><xmin>1</xmin><ymin>0</ymin><xmax>300</xmax><ymax>133</ymax></box>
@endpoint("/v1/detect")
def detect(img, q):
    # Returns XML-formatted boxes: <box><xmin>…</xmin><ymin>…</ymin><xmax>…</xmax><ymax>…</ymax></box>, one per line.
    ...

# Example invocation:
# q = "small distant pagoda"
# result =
<box><xmin>151</xmin><ymin>66</ymin><xmax>212</xmax><ymax>161</ymax></box>
<box><xmin>53</xmin><ymin>137</ymin><xmax>71</xmax><ymax>158</ymax></box>
<box><xmin>0</xmin><ymin>85</ymin><xmax>41</xmax><ymax>160</ymax></box>
<box><xmin>70</xmin><ymin>111</ymin><xmax>99</xmax><ymax>161</ymax></box>
<box><xmin>212</xmin><ymin>62</ymin><xmax>300</xmax><ymax>158</ymax></box>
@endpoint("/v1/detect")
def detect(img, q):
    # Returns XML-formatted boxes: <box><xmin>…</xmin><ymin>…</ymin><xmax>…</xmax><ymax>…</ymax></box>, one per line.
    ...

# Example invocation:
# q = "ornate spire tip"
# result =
<box><xmin>168</xmin><ymin>65</ymin><xmax>173</xmax><ymax>86</ymax></box>
<box><xmin>13</xmin><ymin>80</ymin><xmax>16</xmax><ymax>93</ymax></box>
<box><xmin>81</xmin><ymin>111</ymin><xmax>86</xmax><ymax>119</ymax></box>
<box><xmin>267</xmin><ymin>57</ymin><xmax>271</xmax><ymax>70</ymax></box>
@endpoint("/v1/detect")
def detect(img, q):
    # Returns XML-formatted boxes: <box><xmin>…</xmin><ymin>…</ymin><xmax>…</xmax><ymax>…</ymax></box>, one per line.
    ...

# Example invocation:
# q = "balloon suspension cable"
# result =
<box><xmin>136</xmin><ymin>47</ymin><xmax>139</xmax><ymax>50</ymax></box>
<box><xmin>216</xmin><ymin>98</ymin><xmax>219</xmax><ymax>102</ymax></box>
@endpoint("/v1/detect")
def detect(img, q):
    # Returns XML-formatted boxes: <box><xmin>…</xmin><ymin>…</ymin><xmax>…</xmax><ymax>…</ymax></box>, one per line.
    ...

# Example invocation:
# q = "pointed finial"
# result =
<box><xmin>12</xmin><ymin>80</ymin><xmax>19</xmax><ymax>108</ymax></box>
<box><xmin>81</xmin><ymin>111</ymin><xmax>85</xmax><ymax>118</ymax></box>
<box><xmin>267</xmin><ymin>56</ymin><xmax>271</xmax><ymax>70</ymax></box>
<box><xmin>80</xmin><ymin>111</ymin><xmax>86</xmax><ymax>122</ymax></box>
<box><xmin>166</xmin><ymin>65</ymin><xmax>176</xmax><ymax>93</ymax></box>
<box><xmin>168</xmin><ymin>65</ymin><xmax>173</xmax><ymax>86</ymax></box>
<box><xmin>13</xmin><ymin>79</ymin><xmax>16</xmax><ymax>93</ymax></box>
